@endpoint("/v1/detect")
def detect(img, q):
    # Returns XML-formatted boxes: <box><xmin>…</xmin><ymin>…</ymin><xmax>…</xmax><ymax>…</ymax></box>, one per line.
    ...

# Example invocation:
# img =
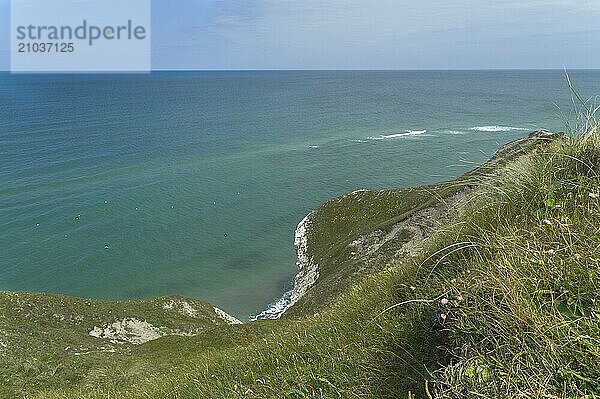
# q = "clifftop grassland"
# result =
<box><xmin>1</xmin><ymin>128</ymin><xmax>598</xmax><ymax>398</ymax></box>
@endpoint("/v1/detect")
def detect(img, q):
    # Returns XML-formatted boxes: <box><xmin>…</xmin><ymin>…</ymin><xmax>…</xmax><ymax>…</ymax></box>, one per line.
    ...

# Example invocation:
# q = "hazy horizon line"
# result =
<box><xmin>1</xmin><ymin>67</ymin><xmax>599</xmax><ymax>73</ymax></box>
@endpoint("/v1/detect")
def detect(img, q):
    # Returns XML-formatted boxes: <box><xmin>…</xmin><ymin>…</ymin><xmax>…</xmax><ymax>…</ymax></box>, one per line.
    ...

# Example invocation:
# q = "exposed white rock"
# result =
<box><xmin>88</xmin><ymin>318</ymin><xmax>163</xmax><ymax>344</ymax></box>
<box><xmin>249</xmin><ymin>210</ymin><xmax>321</xmax><ymax>321</ymax></box>
<box><xmin>288</xmin><ymin>211</ymin><xmax>319</xmax><ymax>307</ymax></box>
<box><xmin>162</xmin><ymin>299</ymin><xmax>198</xmax><ymax>318</ymax></box>
<box><xmin>213</xmin><ymin>307</ymin><xmax>242</xmax><ymax>325</ymax></box>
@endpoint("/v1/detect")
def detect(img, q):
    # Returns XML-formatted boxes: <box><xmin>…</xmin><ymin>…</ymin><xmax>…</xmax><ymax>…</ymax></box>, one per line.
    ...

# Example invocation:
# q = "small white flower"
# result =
<box><xmin>542</xmin><ymin>219</ymin><xmax>553</xmax><ymax>226</ymax></box>
<box><xmin>546</xmin><ymin>249</ymin><xmax>555</xmax><ymax>255</ymax></box>
<box><xmin>440</xmin><ymin>298</ymin><xmax>449</xmax><ymax>306</ymax></box>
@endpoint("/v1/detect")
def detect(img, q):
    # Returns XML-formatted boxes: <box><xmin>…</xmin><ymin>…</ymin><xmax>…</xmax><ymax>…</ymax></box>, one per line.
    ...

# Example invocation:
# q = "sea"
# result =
<box><xmin>1</xmin><ymin>70</ymin><xmax>599</xmax><ymax>320</ymax></box>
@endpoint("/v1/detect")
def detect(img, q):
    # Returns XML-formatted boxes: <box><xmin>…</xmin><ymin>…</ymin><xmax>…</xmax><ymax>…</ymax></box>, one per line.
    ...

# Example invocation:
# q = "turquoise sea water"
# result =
<box><xmin>1</xmin><ymin>70</ymin><xmax>599</xmax><ymax>319</ymax></box>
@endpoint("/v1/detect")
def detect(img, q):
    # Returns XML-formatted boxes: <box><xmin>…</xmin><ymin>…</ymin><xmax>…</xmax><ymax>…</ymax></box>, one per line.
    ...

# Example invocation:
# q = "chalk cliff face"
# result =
<box><xmin>289</xmin><ymin>212</ymin><xmax>320</xmax><ymax>308</ymax></box>
<box><xmin>248</xmin><ymin>211</ymin><xmax>320</xmax><ymax>321</ymax></box>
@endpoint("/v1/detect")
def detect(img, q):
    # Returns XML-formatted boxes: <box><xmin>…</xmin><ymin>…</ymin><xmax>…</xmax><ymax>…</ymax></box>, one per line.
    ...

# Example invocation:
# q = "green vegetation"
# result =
<box><xmin>1</xmin><ymin>127</ymin><xmax>598</xmax><ymax>398</ymax></box>
<box><xmin>430</xmin><ymin>130</ymin><xmax>600</xmax><ymax>397</ymax></box>
<box><xmin>0</xmin><ymin>294</ymin><xmax>236</xmax><ymax>397</ymax></box>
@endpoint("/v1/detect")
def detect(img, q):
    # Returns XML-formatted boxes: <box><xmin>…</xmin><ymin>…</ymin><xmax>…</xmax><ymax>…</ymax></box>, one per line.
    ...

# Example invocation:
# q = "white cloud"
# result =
<box><xmin>195</xmin><ymin>0</ymin><xmax>598</xmax><ymax>67</ymax></box>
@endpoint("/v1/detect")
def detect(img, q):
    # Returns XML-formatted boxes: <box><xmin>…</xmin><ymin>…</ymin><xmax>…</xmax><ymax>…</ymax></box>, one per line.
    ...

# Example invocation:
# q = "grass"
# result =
<box><xmin>284</xmin><ymin>185</ymin><xmax>460</xmax><ymax>317</ymax></box>
<box><xmin>0</xmin><ymin>293</ymin><xmax>234</xmax><ymax>397</ymax></box>
<box><xmin>428</xmin><ymin>132</ymin><xmax>600</xmax><ymax>397</ymax></box>
<box><xmin>0</xmin><ymin>127</ymin><xmax>598</xmax><ymax>398</ymax></box>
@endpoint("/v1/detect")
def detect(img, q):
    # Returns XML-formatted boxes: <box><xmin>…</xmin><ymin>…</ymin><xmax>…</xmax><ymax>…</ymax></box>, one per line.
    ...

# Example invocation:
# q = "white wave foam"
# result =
<box><xmin>249</xmin><ymin>290</ymin><xmax>292</xmax><ymax>321</ymax></box>
<box><xmin>308</xmin><ymin>145</ymin><xmax>320</xmax><ymax>149</ymax></box>
<box><xmin>368</xmin><ymin>130</ymin><xmax>427</xmax><ymax>140</ymax></box>
<box><xmin>470</xmin><ymin>125</ymin><xmax>529</xmax><ymax>132</ymax></box>
<box><xmin>383</xmin><ymin>130</ymin><xmax>427</xmax><ymax>138</ymax></box>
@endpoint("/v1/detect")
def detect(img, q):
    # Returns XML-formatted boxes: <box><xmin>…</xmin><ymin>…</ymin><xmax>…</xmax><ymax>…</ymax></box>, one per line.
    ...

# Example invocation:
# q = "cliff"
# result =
<box><xmin>2</xmin><ymin>130</ymin><xmax>599</xmax><ymax>399</ymax></box>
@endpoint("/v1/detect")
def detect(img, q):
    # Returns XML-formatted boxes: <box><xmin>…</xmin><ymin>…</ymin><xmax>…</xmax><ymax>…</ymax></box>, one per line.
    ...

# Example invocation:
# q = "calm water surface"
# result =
<box><xmin>1</xmin><ymin>70</ymin><xmax>598</xmax><ymax>319</ymax></box>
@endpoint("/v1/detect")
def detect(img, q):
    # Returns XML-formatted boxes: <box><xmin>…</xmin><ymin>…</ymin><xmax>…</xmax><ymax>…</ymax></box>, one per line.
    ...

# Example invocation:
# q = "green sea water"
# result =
<box><xmin>1</xmin><ymin>70</ymin><xmax>599</xmax><ymax>319</ymax></box>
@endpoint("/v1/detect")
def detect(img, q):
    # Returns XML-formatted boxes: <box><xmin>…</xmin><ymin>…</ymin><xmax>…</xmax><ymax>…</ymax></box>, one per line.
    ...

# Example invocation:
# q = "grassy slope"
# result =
<box><xmin>1</xmin><ymin>130</ymin><xmax>598</xmax><ymax>398</ymax></box>
<box><xmin>0</xmin><ymin>293</ymin><xmax>234</xmax><ymax>397</ymax></box>
<box><xmin>430</xmin><ymin>132</ymin><xmax>600</xmax><ymax>397</ymax></box>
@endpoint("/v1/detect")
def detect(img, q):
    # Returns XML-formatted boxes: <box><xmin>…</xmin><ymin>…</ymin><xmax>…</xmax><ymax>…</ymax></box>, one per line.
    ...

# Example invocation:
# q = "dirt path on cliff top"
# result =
<box><xmin>350</xmin><ymin>186</ymin><xmax>474</xmax><ymax>271</ymax></box>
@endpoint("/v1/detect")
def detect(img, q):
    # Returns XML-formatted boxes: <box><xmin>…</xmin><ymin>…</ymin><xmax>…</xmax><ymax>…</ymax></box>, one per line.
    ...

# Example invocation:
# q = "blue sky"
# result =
<box><xmin>1</xmin><ymin>0</ymin><xmax>599</xmax><ymax>70</ymax></box>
